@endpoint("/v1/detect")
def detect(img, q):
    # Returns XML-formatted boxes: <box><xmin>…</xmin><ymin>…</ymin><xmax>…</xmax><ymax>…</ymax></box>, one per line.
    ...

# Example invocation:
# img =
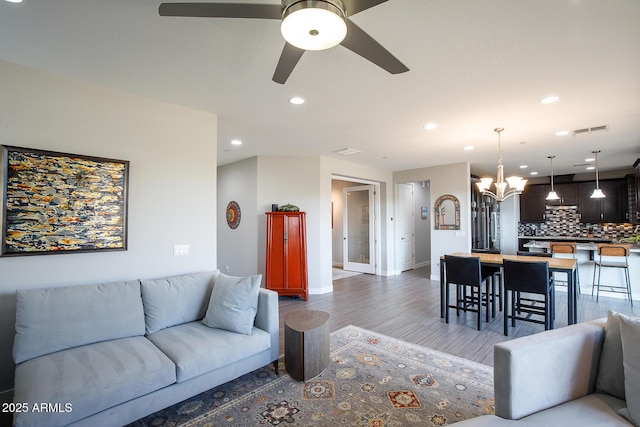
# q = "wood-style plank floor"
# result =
<box><xmin>278</xmin><ymin>267</ymin><xmax>638</xmax><ymax>367</ymax></box>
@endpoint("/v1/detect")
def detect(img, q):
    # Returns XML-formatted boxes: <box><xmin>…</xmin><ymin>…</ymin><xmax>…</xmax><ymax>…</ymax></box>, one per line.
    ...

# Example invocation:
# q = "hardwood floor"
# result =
<box><xmin>278</xmin><ymin>267</ymin><xmax>638</xmax><ymax>367</ymax></box>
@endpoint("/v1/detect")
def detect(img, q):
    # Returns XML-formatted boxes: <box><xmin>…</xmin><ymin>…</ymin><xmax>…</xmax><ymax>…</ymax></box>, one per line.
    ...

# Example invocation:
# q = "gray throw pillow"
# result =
<box><xmin>595</xmin><ymin>310</ymin><xmax>625</xmax><ymax>400</ymax></box>
<box><xmin>619</xmin><ymin>314</ymin><xmax>640</xmax><ymax>427</ymax></box>
<box><xmin>201</xmin><ymin>273</ymin><xmax>262</xmax><ymax>335</ymax></box>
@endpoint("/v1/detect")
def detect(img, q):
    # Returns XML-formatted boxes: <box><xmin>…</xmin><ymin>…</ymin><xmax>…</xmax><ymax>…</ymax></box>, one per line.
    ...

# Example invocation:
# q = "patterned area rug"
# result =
<box><xmin>129</xmin><ymin>325</ymin><xmax>494</xmax><ymax>426</ymax></box>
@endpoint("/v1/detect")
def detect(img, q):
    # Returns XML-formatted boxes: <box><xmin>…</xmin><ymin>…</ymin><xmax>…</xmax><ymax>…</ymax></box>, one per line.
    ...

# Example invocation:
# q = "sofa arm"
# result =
<box><xmin>254</xmin><ymin>288</ymin><xmax>280</xmax><ymax>362</ymax></box>
<box><xmin>494</xmin><ymin>319</ymin><xmax>605</xmax><ymax>420</ymax></box>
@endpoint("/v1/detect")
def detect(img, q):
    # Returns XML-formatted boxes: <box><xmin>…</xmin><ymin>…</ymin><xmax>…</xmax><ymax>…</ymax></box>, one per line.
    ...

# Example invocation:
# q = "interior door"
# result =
<box><xmin>343</xmin><ymin>185</ymin><xmax>376</xmax><ymax>274</ymax></box>
<box><xmin>398</xmin><ymin>183</ymin><xmax>414</xmax><ymax>272</ymax></box>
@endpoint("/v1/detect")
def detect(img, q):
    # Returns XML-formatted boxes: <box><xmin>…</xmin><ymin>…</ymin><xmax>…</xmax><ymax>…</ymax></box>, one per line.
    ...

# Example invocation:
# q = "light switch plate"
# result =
<box><xmin>173</xmin><ymin>244</ymin><xmax>190</xmax><ymax>256</ymax></box>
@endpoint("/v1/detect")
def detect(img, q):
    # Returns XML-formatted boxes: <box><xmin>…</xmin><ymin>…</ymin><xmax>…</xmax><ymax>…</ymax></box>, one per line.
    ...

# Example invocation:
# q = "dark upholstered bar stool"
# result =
<box><xmin>592</xmin><ymin>243</ymin><xmax>632</xmax><ymax>306</ymax></box>
<box><xmin>472</xmin><ymin>248</ymin><xmax>502</xmax><ymax>314</ymax></box>
<box><xmin>503</xmin><ymin>259</ymin><xmax>555</xmax><ymax>336</ymax></box>
<box><xmin>444</xmin><ymin>255</ymin><xmax>494</xmax><ymax>331</ymax></box>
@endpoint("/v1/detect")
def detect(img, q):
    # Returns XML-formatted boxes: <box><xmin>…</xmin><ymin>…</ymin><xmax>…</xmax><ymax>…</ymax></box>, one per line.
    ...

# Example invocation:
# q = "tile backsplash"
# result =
<box><xmin>519</xmin><ymin>206</ymin><xmax>636</xmax><ymax>240</ymax></box>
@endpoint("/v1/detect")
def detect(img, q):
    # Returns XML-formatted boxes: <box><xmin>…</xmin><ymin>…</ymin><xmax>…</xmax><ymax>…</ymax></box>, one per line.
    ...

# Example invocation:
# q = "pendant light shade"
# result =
<box><xmin>546</xmin><ymin>155</ymin><xmax>560</xmax><ymax>200</ymax></box>
<box><xmin>281</xmin><ymin>0</ymin><xmax>347</xmax><ymax>51</ymax></box>
<box><xmin>590</xmin><ymin>150</ymin><xmax>606</xmax><ymax>199</ymax></box>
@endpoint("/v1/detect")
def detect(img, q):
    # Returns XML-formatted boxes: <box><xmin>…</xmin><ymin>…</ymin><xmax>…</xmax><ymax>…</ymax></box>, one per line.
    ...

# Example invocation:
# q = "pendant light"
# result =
<box><xmin>545</xmin><ymin>155</ymin><xmax>560</xmax><ymax>200</ymax></box>
<box><xmin>590</xmin><ymin>150</ymin><xmax>606</xmax><ymax>198</ymax></box>
<box><xmin>476</xmin><ymin>128</ymin><xmax>527</xmax><ymax>202</ymax></box>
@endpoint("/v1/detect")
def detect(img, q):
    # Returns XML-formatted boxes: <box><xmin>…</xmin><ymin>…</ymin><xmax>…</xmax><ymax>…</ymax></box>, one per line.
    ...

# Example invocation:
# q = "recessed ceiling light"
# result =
<box><xmin>464</xmin><ymin>146</ymin><xmax>474</xmax><ymax>151</ymax></box>
<box><xmin>585</xmin><ymin>157</ymin><xmax>595</xmax><ymax>162</ymax></box>
<box><xmin>555</xmin><ymin>130</ymin><xmax>569</xmax><ymax>136</ymax></box>
<box><xmin>530</xmin><ymin>171</ymin><xmax>539</xmax><ymax>176</ymax></box>
<box><xmin>519</xmin><ymin>165</ymin><xmax>528</xmax><ymax>169</ymax></box>
<box><xmin>423</xmin><ymin>122</ymin><xmax>438</xmax><ymax>130</ymax></box>
<box><xmin>231</xmin><ymin>139</ymin><xmax>242</xmax><ymax>146</ymax></box>
<box><xmin>289</xmin><ymin>97</ymin><xmax>305</xmax><ymax>105</ymax></box>
<box><xmin>586</xmin><ymin>166</ymin><xmax>595</xmax><ymax>170</ymax></box>
<box><xmin>540</xmin><ymin>95</ymin><xmax>559</xmax><ymax>104</ymax></box>
<box><xmin>4</xmin><ymin>0</ymin><xmax>23</xmax><ymax>3</ymax></box>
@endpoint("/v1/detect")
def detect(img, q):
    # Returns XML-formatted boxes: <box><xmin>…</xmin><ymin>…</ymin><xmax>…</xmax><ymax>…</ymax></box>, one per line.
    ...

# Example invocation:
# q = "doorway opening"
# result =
<box><xmin>331</xmin><ymin>176</ymin><xmax>381</xmax><ymax>279</ymax></box>
<box><xmin>396</xmin><ymin>181</ymin><xmax>431</xmax><ymax>275</ymax></box>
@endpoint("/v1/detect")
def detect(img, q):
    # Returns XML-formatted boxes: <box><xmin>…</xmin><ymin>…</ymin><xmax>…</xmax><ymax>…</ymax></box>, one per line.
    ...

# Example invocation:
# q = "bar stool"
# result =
<box><xmin>503</xmin><ymin>259</ymin><xmax>555</xmax><ymax>336</ymax></box>
<box><xmin>549</xmin><ymin>242</ymin><xmax>581</xmax><ymax>294</ymax></box>
<box><xmin>444</xmin><ymin>255</ymin><xmax>494</xmax><ymax>331</ymax></box>
<box><xmin>472</xmin><ymin>248</ymin><xmax>502</xmax><ymax>314</ymax></box>
<box><xmin>592</xmin><ymin>243</ymin><xmax>632</xmax><ymax>306</ymax></box>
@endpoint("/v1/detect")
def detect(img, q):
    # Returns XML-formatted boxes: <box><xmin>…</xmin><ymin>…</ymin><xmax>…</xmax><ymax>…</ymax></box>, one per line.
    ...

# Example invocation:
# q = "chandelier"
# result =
<box><xmin>476</xmin><ymin>128</ymin><xmax>527</xmax><ymax>202</ymax></box>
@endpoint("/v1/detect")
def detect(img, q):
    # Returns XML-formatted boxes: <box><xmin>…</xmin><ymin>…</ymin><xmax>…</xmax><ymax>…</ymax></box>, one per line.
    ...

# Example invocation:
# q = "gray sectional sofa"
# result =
<box><xmin>455</xmin><ymin>312</ymin><xmax>640</xmax><ymax>426</ymax></box>
<box><xmin>12</xmin><ymin>270</ymin><xmax>280</xmax><ymax>427</ymax></box>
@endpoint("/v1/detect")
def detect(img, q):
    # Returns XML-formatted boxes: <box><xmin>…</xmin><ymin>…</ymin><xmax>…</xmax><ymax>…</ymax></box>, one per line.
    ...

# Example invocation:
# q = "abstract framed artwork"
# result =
<box><xmin>1</xmin><ymin>145</ymin><xmax>129</xmax><ymax>256</ymax></box>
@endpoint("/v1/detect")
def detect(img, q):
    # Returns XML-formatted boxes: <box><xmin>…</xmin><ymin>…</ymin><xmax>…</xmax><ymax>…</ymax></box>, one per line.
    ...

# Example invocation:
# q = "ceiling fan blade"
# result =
<box><xmin>340</xmin><ymin>19</ymin><xmax>409</xmax><ymax>74</ymax></box>
<box><xmin>159</xmin><ymin>3</ymin><xmax>282</xmax><ymax>19</ymax></box>
<box><xmin>272</xmin><ymin>43</ymin><xmax>305</xmax><ymax>84</ymax></box>
<box><xmin>344</xmin><ymin>0</ymin><xmax>389</xmax><ymax>16</ymax></box>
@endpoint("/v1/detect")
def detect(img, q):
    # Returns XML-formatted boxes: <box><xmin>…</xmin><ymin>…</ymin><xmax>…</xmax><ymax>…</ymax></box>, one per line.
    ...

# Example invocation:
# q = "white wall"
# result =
<box><xmin>322</xmin><ymin>158</ymin><xmax>395</xmax><ymax>277</ymax></box>
<box><xmin>0</xmin><ymin>61</ymin><xmax>218</xmax><ymax>393</ymax></box>
<box><xmin>216</xmin><ymin>156</ymin><xmax>393</xmax><ymax>297</ymax></box>
<box><xmin>256</xmin><ymin>156</ymin><xmax>324</xmax><ymax>292</ymax></box>
<box><xmin>394</xmin><ymin>163</ymin><xmax>471</xmax><ymax>280</ymax></box>
<box><xmin>217</xmin><ymin>157</ymin><xmax>259</xmax><ymax>276</ymax></box>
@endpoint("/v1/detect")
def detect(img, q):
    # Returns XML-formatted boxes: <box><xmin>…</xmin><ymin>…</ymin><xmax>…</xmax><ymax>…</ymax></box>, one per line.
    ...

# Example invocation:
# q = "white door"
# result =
<box><xmin>398</xmin><ymin>183</ymin><xmax>415</xmax><ymax>272</ymax></box>
<box><xmin>343</xmin><ymin>185</ymin><xmax>376</xmax><ymax>274</ymax></box>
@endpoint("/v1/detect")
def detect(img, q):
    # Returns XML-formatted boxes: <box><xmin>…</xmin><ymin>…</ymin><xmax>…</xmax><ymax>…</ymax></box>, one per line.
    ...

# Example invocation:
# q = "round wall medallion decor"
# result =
<box><xmin>226</xmin><ymin>201</ymin><xmax>241</xmax><ymax>229</ymax></box>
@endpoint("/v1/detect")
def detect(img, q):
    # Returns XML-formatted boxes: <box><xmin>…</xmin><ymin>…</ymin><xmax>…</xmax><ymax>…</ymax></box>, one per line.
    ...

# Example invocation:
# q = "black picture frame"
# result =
<box><xmin>1</xmin><ymin>145</ymin><xmax>129</xmax><ymax>256</ymax></box>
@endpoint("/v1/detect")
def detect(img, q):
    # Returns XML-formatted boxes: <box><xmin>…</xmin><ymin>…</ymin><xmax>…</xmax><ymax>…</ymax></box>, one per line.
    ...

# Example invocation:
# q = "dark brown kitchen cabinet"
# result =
<box><xmin>557</xmin><ymin>183</ymin><xmax>579</xmax><ymax>205</ymax></box>
<box><xmin>578</xmin><ymin>180</ymin><xmax>627</xmax><ymax>223</ymax></box>
<box><xmin>519</xmin><ymin>184</ymin><xmax>549</xmax><ymax>222</ymax></box>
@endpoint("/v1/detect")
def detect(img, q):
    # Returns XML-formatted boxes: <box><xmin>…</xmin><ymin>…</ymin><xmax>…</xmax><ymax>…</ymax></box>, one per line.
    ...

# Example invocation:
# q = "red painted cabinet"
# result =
<box><xmin>265</xmin><ymin>212</ymin><xmax>308</xmax><ymax>300</ymax></box>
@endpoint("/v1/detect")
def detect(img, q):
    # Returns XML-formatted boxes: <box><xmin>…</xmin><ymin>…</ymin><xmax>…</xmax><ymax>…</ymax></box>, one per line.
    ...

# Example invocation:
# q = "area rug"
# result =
<box><xmin>129</xmin><ymin>325</ymin><xmax>494</xmax><ymax>426</ymax></box>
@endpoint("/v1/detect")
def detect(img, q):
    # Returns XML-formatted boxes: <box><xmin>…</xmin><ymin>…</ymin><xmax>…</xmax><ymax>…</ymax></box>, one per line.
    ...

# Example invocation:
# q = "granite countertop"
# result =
<box><xmin>517</xmin><ymin>235</ymin><xmax>612</xmax><ymax>242</ymax></box>
<box><xmin>523</xmin><ymin>240</ymin><xmax>640</xmax><ymax>253</ymax></box>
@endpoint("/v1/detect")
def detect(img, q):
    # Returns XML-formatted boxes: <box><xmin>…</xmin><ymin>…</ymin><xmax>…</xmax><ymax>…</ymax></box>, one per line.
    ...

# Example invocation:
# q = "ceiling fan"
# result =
<box><xmin>158</xmin><ymin>0</ymin><xmax>409</xmax><ymax>84</ymax></box>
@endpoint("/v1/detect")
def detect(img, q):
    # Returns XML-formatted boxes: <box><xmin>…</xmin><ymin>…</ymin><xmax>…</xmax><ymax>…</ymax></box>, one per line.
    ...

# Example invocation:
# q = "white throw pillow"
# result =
<box><xmin>201</xmin><ymin>273</ymin><xmax>262</xmax><ymax>335</ymax></box>
<box><xmin>619</xmin><ymin>314</ymin><xmax>640</xmax><ymax>426</ymax></box>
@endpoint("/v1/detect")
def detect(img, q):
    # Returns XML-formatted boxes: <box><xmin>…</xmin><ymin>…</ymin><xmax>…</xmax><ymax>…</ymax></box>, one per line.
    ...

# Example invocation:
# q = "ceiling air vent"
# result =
<box><xmin>333</xmin><ymin>148</ymin><xmax>361</xmax><ymax>156</ymax></box>
<box><xmin>573</xmin><ymin>125</ymin><xmax>608</xmax><ymax>136</ymax></box>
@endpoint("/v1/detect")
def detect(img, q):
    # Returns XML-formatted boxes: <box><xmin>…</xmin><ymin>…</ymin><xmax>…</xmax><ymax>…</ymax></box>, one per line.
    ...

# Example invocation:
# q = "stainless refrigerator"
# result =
<box><xmin>471</xmin><ymin>179</ymin><xmax>501</xmax><ymax>251</ymax></box>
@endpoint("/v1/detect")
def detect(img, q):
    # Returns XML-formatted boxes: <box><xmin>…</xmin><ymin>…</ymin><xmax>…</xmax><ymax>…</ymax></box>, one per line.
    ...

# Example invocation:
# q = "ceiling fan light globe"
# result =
<box><xmin>281</xmin><ymin>2</ymin><xmax>347</xmax><ymax>51</ymax></box>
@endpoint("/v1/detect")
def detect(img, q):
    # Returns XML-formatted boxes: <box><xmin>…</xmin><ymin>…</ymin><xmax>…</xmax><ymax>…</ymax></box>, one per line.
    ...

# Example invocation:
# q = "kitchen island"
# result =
<box><xmin>519</xmin><ymin>237</ymin><xmax>639</xmax><ymax>303</ymax></box>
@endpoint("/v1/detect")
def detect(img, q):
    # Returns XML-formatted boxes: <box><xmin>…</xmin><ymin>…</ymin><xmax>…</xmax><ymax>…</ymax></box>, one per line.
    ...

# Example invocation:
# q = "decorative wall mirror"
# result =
<box><xmin>434</xmin><ymin>194</ymin><xmax>460</xmax><ymax>230</ymax></box>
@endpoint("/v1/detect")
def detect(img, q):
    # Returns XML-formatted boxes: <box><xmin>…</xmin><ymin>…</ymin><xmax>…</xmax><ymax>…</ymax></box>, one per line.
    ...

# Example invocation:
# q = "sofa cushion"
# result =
<box><xmin>201</xmin><ymin>273</ymin><xmax>261</xmax><ymax>335</ymax></box>
<box><xmin>619</xmin><ymin>314</ymin><xmax>640</xmax><ymax>426</ymax></box>
<box><xmin>13</xmin><ymin>281</ymin><xmax>145</xmax><ymax>364</ymax></box>
<box><xmin>147</xmin><ymin>321</ymin><xmax>271</xmax><ymax>382</ymax></box>
<box><xmin>595</xmin><ymin>310</ymin><xmax>625</xmax><ymax>400</ymax></box>
<box><xmin>141</xmin><ymin>271</ymin><xmax>218</xmax><ymax>334</ymax></box>
<box><xmin>13</xmin><ymin>336</ymin><xmax>176</xmax><ymax>427</ymax></box>
<box><xmin>518</xmin><ymin>393</ymin><xmax>629</xmax><ymax>426</ymax></box>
